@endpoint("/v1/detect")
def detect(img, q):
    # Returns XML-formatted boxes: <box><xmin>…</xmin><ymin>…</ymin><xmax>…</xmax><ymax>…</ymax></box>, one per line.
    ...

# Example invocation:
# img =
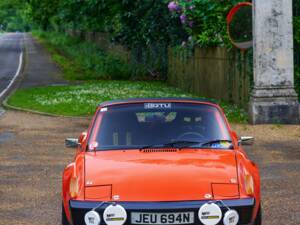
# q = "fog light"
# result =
<box><xmin>103</xmin><ymin>204</ymin><xmax>127</xmax><ymax>225</ymax></box>
<box><xmin>85</xmin><ymin>210</ymin><xmax>101</xmax><ymax>225</ymax></box>
<box><xmin>198</xmin><ymin>203</ymin><xmax>222</xmax><ymax>225</ymax></box>
<box><xmin>223</xmin><ymin>210</ymin><xmax>239</xmax><ymax>225</ymax></box>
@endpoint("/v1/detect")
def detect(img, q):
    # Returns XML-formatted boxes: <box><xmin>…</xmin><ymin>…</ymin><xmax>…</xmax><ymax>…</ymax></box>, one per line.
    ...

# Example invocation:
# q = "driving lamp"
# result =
<box><xmin>69</xmin><ymin>177</ymin><xmax>79</xmax><ymax>198</ymax></box>
<box><xmin>198</xmin><ymin>203</ymin><xmax>222</xmax><ymax>225</ymax></box>
<box><xmin>104</xmin><ymin>204</ymin><xmax>127</xmax><ymax>225</ymax></box>
<box><xmin>245</xmin><ymin>174</ymin><xmax>254</xmax><ymax>195</ymax></box>
<box><xmin>85</xmin><ymin>210</ymin><xmax>101</xmax><ymax>225</ymax></box>
<box><xmin>223</xmin><ymin>209</ymin><xmax>239</xmax><ymax>225</ymax></box>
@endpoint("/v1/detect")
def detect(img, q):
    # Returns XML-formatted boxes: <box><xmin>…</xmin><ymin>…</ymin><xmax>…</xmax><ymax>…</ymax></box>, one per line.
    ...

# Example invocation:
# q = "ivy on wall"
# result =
<box><xmin>294</xmin><ymin>0</ymin><xmax>300</xmax><ymax>98</ymax></box>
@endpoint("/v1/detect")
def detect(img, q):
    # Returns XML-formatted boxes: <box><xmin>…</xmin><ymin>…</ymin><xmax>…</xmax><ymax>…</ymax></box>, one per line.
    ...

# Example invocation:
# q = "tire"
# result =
<box><xmin>62</xmin><ymin>203</ymin><xmax>70</xmax><ymax>225</ymax></box>
<box><xmin>254</xmin><ymin>205</ymin><xmax>262</xmax><ymax>225</ymax></box>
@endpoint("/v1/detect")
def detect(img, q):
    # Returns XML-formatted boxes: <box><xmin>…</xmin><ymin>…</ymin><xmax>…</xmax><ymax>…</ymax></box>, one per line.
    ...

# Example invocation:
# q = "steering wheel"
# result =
<box><xmin>177</xmin><ymin>132</ymin><xmax>204</xmax><ymax>141</ymax></box>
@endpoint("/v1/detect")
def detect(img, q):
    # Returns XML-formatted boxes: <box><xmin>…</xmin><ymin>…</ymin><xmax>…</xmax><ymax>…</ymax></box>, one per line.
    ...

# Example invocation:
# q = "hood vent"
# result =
<box><xmin>140</xmin><ymin>148</ymin><xmax>179</xmax><ymax>153</ymax></box>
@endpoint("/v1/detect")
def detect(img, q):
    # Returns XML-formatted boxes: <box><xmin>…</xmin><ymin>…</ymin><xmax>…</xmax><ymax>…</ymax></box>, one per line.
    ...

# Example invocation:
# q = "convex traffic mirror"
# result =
<box><xmin>227</xmin><ymin>2</ymin><xmax>253</xmax><ymax>50</ymax></box>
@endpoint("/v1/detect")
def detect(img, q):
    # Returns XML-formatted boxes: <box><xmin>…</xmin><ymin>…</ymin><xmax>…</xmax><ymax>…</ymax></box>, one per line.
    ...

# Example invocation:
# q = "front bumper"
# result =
<box><xmin>69</xmin><ymin>198</ymin><xmax>255</xmax><ymax>225</ymax></box>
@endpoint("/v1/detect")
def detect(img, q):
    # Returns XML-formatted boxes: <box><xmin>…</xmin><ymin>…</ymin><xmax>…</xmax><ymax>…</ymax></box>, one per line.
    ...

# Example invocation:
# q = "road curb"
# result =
<box><xmin>2</xmin><ymin>99</ymin><xmax>89</xmax><ymax>119</ymax></box>
<box><xmin>2</xmin><ymin>98</ymin><xmax>90</xmax><ymax>119</ymax></box>
<box><xmin>0</xmin><ymin>33</ymin><xmax>27</xmax><ymax>104</ymax></box>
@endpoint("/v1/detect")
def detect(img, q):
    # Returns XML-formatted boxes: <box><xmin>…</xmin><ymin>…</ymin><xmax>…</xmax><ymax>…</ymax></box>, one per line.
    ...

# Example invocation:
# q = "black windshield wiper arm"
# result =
<box><xmin>140</xmin><ymin>140</ymin><xmax>202</xmax><ymax>150</ymax></box>
<box><xmin>140</xmin><ymin>140</ymin><xmax>233</xmax><ymax>150</ymax></box>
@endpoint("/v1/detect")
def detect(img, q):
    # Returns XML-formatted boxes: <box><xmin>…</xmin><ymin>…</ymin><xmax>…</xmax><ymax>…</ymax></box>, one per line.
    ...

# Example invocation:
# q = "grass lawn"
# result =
<box><xmin>7</xmin><ymin>81</ymin><xmax>247</xmax><ymax>122</ymax></box>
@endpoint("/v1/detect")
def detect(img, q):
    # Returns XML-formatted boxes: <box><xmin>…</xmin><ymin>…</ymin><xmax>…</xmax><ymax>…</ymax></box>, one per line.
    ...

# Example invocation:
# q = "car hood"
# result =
<box><xmin>84</xmin><ymin>149</ymin><xmax>239</xmax><ymax>201</ymax></box>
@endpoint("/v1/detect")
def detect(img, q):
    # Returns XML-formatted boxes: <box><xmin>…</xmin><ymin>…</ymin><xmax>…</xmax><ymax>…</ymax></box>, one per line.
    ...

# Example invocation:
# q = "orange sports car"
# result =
<box><xmin>62</xmin><ymin>98</ymin><xmax>261</xmax><ymax>225</ymax></box>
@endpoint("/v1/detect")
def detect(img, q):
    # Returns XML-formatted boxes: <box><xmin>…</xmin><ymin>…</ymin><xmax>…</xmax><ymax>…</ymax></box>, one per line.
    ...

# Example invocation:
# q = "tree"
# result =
<box><xmin>0</xmin><ymin>0</ymin><xmax>29</xmax><ymax>31</ymax></box>
<box><xmin>112</xmin><ymin>0</ymin><xmax>185</xmax><ymax>48</ymax></box>
<box><xmin>58</xmin><ymin>0</ymin><xmax>121</xmax><ymax>32</ymax></box>
<box><xmin>25</xmin><ymin>0</ymin><xmax>60</xmax><ymax>30</ymax></box>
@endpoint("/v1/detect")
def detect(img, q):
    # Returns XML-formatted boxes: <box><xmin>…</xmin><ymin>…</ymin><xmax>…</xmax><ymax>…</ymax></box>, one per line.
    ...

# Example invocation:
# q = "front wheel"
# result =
<box><xmin>62</xmin><ymin>203</ymin><xmax>70</xmax><ymax>225</ymax></box>
<box><xmin>254</xmin><ymin>205</ymin><xmax>262</xmax><ymax>225</ymax></box>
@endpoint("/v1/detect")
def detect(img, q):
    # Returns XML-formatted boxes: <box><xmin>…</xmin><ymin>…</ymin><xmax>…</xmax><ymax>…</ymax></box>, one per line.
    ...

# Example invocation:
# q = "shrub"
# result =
<box><xmin>166</xmin><ymin>0</ymin><xmax>245</xmax><ymax>47</ymax></box>
<box><xmin>33</xmin><ymin>31</ymin><xmax>133</xmax><ymax>80</ymax></box>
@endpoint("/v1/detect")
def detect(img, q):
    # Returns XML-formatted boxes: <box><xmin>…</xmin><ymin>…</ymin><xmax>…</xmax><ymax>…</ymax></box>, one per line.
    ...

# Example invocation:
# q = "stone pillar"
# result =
<box><xmin>249</xmin><ymin>0</ymin><xmax>299</xmax><ymax>124</ymax></box>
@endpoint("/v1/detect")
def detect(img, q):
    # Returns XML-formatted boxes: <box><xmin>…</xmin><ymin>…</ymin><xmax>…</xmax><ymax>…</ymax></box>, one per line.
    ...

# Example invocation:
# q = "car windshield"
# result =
<box><xmin>88</xmin><ymin>102</ymin><xmax>232</xmax><ymax>150</ymax></box>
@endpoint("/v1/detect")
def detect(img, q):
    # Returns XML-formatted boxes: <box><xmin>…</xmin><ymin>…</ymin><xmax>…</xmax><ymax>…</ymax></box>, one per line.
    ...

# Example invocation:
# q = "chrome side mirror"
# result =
<box><xmin>65</xmin><ymin>138</ymin><xmax>79</xmax><ymax>148</ymax></box>
<box><xmin>239</xmin><ymin>136</ymin><xmax>254</xmax><ymax>146</ymax></box>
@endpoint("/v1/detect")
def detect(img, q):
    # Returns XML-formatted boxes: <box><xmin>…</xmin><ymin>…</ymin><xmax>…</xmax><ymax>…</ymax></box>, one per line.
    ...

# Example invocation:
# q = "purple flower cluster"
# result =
<box><xmin>180</xmin><ymin>14</ymin><xmax>193</xmax><ymax>27</ymax></box>
<box><xmin>180</xmin><ymin>14</ymin><xmax>187</xmax><ymax>24</ymax></box>
<box><xmin>168</xmin><ymin>1</ymin><xmax>194</xmax><ymax>27</ymax></box>
<box><xmin>167</xmin><ymin>1</ymin><xmax>198</xmax><ymax>48</ymax></box>
<box><xmin>168</xmin><ymin>1</ymin><xmax>180</xmax><ymax>12</ymax></box>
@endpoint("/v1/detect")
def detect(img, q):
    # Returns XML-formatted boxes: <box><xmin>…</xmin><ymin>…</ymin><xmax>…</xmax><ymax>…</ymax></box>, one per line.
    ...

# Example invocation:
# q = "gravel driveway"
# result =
<box><xmin>0</xmin><ymin>111</ymin><xmax>299</xmax><ymax>225</ymax></box>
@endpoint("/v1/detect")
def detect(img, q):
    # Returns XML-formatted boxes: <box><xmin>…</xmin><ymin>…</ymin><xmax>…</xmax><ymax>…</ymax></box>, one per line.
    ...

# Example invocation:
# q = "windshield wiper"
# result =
<box><xmin>140</xmin><ymin>140</ymin><xmax>202</xmax><ymax>150</ymax></box>
<box><xmin>140</xmin><ymin>139</ymin><xmax>233</xmax><ymax>150</ymax></box>
<box><xmin>200</xmin><ymin>139</ymin><xmax>233</xmax><ymax>149</ymax></box>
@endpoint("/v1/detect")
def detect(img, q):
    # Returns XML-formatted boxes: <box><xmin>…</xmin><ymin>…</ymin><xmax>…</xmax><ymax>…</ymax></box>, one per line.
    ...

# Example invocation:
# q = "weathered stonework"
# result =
<box><xmin>249</xmin><ymin>0</ymin><xmax>299</xmax><ymax>124</ymax></box>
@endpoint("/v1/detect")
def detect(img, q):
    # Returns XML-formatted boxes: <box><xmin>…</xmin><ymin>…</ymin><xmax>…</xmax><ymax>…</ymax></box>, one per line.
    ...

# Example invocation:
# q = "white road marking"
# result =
<box><xmin>0</xmin><ymin>33</ymin><xmax>24</xmax><ymax>117</ymax></box>
<box><xmin>0</xmin><ymin>51</ymin><xmax>24</xmax><ymax>99</ymax></box>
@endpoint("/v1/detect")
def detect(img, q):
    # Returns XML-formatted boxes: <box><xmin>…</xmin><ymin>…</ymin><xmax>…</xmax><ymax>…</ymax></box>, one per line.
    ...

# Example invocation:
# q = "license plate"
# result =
<box><xmin>131</xmin><ymin>212</ymin><xmax>194</xmax><ymax>225</ymax></box>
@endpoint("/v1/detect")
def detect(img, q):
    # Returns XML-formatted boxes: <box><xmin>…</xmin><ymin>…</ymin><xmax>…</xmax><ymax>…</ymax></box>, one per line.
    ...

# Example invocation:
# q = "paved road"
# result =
<box><xmin>0</xmin><ymin>33</ymin><xmax>24</xmax><ymax>98</ymax></box>
<box><xmin>21</xmin><ymin>33</ymin><xmax>67</xmax><ymax>88</ymax></box>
